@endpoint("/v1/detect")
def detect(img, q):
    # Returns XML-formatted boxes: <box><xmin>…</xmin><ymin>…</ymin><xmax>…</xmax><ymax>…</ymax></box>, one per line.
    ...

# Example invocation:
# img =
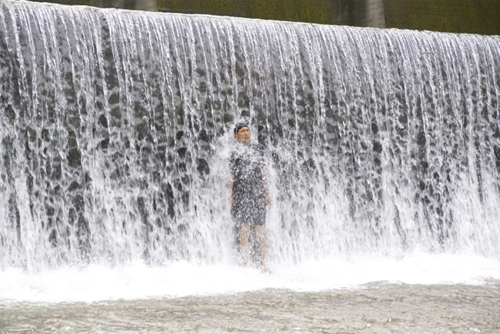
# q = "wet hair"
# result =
<box><xmin>234</xmin><ymin>122</ymin><xmax>249</xmax><ymax>135</ymax></box>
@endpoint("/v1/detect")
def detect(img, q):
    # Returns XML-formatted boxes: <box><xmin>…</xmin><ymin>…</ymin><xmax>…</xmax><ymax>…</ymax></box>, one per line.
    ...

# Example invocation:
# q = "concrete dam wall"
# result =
<box><xmin>27</xmin><ymin>0</ymin><xmax>500</xmax><ymax>35</ymax></box>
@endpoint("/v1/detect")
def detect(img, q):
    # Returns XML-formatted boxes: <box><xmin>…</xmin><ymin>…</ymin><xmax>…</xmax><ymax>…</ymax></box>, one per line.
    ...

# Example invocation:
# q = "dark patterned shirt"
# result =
<box><xmin>230</xmin><ymin>144</ymin><xmax>266</xmax><ymax>206</ymax></box>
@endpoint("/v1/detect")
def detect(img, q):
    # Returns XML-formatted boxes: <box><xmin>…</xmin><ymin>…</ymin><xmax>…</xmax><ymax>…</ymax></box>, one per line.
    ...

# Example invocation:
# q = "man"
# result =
<box><xmin>228</xmin><ymin>122</ymin><xmax>272</xmax><ymax>272</ymax></box>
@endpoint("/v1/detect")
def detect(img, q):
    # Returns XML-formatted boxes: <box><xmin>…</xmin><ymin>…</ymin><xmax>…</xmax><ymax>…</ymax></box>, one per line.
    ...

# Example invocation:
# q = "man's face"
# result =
<box><xmin>234</xmin><ymin>127</ymin><xmax>251</xmax><ymax>146</ymax></box>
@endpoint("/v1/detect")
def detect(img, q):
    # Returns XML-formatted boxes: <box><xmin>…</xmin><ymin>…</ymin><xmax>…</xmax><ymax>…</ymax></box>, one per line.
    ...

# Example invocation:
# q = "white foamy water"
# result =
<box><xmin>1</xmin><ymin>253</ymin><xmax>499</xmax><ymax>303</ymax></box>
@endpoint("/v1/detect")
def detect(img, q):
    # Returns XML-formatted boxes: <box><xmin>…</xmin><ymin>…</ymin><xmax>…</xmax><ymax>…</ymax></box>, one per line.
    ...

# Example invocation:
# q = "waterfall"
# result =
<box><xmin>1</xmin><ymin>0</ymin><xmax>499</xmax><ymax>271</ymax></box>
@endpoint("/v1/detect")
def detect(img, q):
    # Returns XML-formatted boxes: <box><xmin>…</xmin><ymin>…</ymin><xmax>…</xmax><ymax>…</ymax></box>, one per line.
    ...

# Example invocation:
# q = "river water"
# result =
<box><xmin>2</xmin><ymin>284</ymin><xmax>499</xmax><ymax>333</ymax></box>
<box><xmin>1</xmin><ymin>256</ymin><xmax>500</xmax><ymax>333</ymax></box>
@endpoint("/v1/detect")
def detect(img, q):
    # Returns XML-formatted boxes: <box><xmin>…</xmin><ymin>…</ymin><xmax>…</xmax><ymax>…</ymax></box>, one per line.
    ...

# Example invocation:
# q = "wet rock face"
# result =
<box><xmin>0</xmin><ymin>1</ymin><xmax>499</xmax><ymax>270</ymax></box>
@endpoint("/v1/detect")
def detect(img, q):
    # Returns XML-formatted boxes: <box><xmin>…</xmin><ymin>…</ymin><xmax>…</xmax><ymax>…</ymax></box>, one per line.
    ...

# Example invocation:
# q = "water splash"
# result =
<box><xmin>0</xmin><ymin>1</ymin><xmax>499</xmax><ymax>271</ymax></box>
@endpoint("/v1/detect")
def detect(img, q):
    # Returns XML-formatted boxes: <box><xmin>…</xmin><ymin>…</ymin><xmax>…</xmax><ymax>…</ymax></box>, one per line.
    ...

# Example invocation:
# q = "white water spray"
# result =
<box><xmin>0</xmin><ymin>1</ymin><xmax>499</xmax><ymax>279</ymax></box>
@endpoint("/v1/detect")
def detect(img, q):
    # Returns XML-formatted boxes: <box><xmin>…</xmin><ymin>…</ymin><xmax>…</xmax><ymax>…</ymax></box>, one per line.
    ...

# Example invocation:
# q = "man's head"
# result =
<box><xmin>234</xmin><ymin>122</ymin><xmax>251</xmax><ymax>146</ymax></box>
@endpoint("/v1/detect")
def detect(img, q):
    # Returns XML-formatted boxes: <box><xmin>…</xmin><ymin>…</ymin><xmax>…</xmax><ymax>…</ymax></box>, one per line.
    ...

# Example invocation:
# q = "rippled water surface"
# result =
<box><xmin>2</xmin><ymin>282</ymin><xmax>499</xmax><ymax>333</ymax></box>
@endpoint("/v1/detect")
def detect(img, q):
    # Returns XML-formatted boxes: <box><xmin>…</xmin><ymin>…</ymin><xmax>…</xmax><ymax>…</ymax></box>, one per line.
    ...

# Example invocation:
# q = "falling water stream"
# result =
<box><xmin>0</xmin><ymin>1</ymin><xmax>499</xmax><ymax>333</ymax></box>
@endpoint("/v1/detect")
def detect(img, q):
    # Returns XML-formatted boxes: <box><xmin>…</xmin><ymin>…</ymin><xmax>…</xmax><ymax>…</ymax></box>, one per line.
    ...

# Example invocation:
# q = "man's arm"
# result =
<box><xmin>262</xmin><ymin>169</ymin><xmax>271</xmax><ymax>207</ymax></box>
<box><xmin>228</xmin><ymin>175</ymin><xmax>234</xmax><ymax>206</ymax></box>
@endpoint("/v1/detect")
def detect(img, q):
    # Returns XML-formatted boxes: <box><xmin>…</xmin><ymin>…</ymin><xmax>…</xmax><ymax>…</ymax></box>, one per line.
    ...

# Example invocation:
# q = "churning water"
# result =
<box><xmin>0</xmin><ymin>1</ymin><xmax>500</xmax><ymax>332</ymax></box>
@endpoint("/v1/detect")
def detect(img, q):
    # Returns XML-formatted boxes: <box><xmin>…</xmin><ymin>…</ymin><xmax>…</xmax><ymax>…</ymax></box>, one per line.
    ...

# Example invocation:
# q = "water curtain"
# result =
<box><xmin>1</xmin><ymin>1</ymin><xmax>499</xmax><ymax>270</ymax></box>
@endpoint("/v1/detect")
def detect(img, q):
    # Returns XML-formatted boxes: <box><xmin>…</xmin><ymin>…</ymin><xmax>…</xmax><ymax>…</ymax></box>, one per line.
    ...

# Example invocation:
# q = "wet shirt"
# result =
<box><xmin>230</xmin><ymin>144</ymin><xmax>266</xmax><ymax>206</ymax></box>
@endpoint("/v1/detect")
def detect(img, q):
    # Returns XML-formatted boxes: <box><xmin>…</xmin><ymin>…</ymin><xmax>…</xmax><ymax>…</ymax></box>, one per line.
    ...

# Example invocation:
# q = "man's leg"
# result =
<box><xmin>254</xmin><ymin>225</ymin><xmax>270</xmax><ymax>272</ymax></box>
<box><xmin>239</xmin><ymin>223</ymin><xmax>253</xmax><ymax>267</ymax></box>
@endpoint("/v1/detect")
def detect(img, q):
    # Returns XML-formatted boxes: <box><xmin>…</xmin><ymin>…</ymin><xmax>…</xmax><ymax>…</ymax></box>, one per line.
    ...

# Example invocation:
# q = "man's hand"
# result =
<box><xmin>265</xmin><ymin>192</ymin><xmax>272</xmax><ymax>208</ymax></box>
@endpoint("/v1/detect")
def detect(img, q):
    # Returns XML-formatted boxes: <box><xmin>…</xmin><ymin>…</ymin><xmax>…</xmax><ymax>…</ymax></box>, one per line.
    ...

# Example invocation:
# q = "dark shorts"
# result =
<box><xmin>231</xmin><ymin>199</ymin><xmax>266</xmax><ymax>226</ymax></box>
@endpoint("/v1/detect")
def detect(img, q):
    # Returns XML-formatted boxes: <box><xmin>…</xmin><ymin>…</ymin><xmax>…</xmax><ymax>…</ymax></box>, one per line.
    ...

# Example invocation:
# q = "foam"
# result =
<box><xmin>1</xmin><ymin>252</ymin><xmax>499</xmax><ymax>303</ymax></box>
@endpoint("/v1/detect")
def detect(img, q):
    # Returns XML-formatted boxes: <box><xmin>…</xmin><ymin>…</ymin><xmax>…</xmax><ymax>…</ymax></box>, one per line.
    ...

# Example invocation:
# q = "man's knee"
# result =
<box><xmin>254</xmin><ymin>225</ymin><xmax>266</xmax><ymax>237</ymax></box>
<box><xmin>240</xmin><ymin>223</ymin><xmax>251</xmax><ymax>236</ymax></box>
